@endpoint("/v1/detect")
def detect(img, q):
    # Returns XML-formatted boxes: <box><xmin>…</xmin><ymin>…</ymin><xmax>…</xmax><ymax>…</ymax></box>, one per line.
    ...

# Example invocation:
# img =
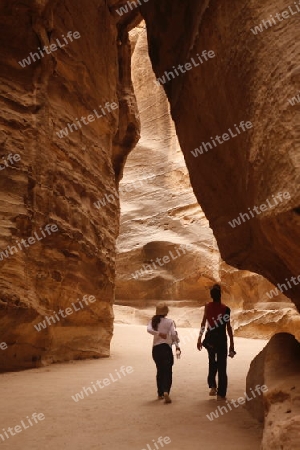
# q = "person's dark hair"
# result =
<box><xmin>210</xmin><ymin>284</ymin><xmax>221</xmax><ymax>302</ymax></box>
<box><xmin>152</xmin><ymin>315</ymin><xmax>165</xmax><ymax>331</ymax></box>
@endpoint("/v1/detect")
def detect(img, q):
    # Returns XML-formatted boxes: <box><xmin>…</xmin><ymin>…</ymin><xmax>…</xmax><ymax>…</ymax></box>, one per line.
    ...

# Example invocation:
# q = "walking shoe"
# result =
<box><xmin>163</xmin><ymin>392</ymin><xmax>172</xmax><ymax>404</ymax></box>
<box><xmin>209</xmin><ymin>388</ymin><xmax>217</xmax><ymax>396</ymax></box>
<box><xmin>158</xmin><ymin>395</ymin><xmax>164</xmax><ymax>400</ymax></box>
<box><xmin>217</xmin><ymin>395</ymin><xmax>227</xmax><ymax>401</ymax></box>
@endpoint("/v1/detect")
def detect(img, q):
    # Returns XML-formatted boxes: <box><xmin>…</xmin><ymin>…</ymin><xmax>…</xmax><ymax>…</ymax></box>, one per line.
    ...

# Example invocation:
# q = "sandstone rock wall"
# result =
<box><xmin>246</xmin><ymin>333</ymin><xmax>300</xmax><ymax>449</ymax></box>
<box><xmin>140</xmin><ymin>0</ymin><xmax>300</xmax><ymax>311</ymax></box>
<box><xmin>217</xmin><ymin>263</ymin><xmax>299</xmax><ymax>340</ymax></box>
<box><xmin>0</xmin><ymin>0</ymin><xmax>139</xmax><ymax>371</ymax></box>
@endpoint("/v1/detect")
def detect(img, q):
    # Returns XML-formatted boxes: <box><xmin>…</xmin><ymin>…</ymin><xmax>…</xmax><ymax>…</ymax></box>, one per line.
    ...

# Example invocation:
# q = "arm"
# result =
<box><xmin>226</xmin><ymin>321</ymin><xmax>234</xmax><ymax>351</ymax></box>
<box><xmin>197</xmin><ymin>305</ymin><xmax>207</xmax><ymax>350</ymax></box>
<box><xmin>225</xmin><ymin>307</ymin><xmax>234</xmax><ymax>351</ymax></box>
<box><xmin>147</xmin><ymin>322</ymin><xmax>167</xmax><ymax>339</ymax></box>
<box><xmin>170</xmin><ymin>321</ymin><xmax>180</xmax><ymax>348</ymax></box>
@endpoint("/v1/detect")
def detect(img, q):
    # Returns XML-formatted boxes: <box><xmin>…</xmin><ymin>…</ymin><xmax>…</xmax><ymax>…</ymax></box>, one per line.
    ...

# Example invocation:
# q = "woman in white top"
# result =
<box><xmin>147</xmin><ymin>303</ymin><xmax>180</xmax><ymax>403</ymax></box>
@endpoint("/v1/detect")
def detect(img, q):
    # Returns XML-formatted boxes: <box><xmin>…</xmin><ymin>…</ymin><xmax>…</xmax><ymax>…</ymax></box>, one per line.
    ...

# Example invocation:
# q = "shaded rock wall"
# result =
<box><xmin>0</xmin><ymin>0</ymin><xmax>139</xmax><ymax>371</ymax></box>
<box><xmin>140</xmin><ymin>0</ymin><xmax>300</xmax><ymax>311</ymax></box>
<box><xmin>247</xmin><ymin>333</ymin><xmax>300</xmax><ymax>449</ymax></box>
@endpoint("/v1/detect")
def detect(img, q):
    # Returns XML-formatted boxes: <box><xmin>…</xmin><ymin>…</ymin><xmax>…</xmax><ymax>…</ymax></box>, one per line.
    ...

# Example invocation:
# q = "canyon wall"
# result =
<box><xmin>139</xmin><ymin>0</ymin><xmax>300</xmax><ymax>311</ymax></box>
<box><xmin>0</xmin><ymin>0</ymin><xmax>139</xmax><ymax>371</ymax></box>
<box><xmin>246</xmin><ymin>333</ymin><xmax>300</xmax><ymax>448</ymax></box>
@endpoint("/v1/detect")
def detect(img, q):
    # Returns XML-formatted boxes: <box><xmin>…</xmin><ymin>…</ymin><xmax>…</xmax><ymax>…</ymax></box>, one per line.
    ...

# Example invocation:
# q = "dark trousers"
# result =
<box><xmin>152</xmin><ymin>343</ymin><xmax>174</xmax><ymax>396</ymax></box>
<box><xmin>207</xmin><ymin>343</ymin><xmax>228</xmax><ymax>397</ymax></box>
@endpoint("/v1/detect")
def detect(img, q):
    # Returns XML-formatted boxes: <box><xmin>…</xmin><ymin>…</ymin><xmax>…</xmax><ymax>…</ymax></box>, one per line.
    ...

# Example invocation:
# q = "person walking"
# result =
<box><xmin>147</xmin><ymin>303</ymin><xmax>180</xmax><ymax>404</ymax></box>
<box><xmin>197</xmin><ymin>284</ymin><xmax>235</xmax><ymax>400</ymax></box>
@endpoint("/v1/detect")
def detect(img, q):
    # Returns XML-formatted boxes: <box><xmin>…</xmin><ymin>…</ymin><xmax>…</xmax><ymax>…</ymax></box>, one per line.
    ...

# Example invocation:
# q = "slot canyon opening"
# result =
<box><xmin>113</xmin><ymin>22</ymin><xmax>300</xmax><ymax>448</ymax></box>
<box><xmin>0</xmin><ymin>2</ymin><xmax>300</xmax><ymax>449</ymax></box>
<box><xmin>115</xmin><ymin>23</ymin><xmax>297</xmax><ymax>344</ymax></box>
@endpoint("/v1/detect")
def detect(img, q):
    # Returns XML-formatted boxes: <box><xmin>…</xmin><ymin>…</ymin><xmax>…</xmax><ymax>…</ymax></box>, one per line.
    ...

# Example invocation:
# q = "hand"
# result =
<box><xmin>229</xmin><ymin>346</ymin><xmax>236</xmax><ymax>358</ymax></box>
<box><xmin>197</xmin><ymin>340</ymin><xmax>202</xmax><ymax>351</ymax></box>
<box><xmin>159</xmin><ymin>333</ymin><xmax>167</xmax><ymax>339</ymax></box>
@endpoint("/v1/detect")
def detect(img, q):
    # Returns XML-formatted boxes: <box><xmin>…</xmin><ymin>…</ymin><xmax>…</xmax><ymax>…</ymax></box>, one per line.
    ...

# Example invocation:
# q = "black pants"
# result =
<box><xmin>207</xmin><ymin>343</ymin><xmax>228</xmax><ymax>397</ymax></box>
<box><xmin>152</xmin><ymin>344</ymin><xmax>174</xmax><ymax>396</ymax></box>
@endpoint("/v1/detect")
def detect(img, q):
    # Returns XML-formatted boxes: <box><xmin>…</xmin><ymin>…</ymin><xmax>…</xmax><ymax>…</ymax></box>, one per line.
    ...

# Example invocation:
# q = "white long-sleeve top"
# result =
<box><xmin>147</xmin><ymin>317</ymin><xmax>180</xmax><ymax>347</ymax></box>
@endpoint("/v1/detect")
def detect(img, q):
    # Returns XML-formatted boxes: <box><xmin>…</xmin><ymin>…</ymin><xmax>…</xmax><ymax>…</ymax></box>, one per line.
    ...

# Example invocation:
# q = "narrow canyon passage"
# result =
<box><xmin>0</xmin><ymin>1</ymin><xmax>299</xmax><ymax>449</ymax></box>
<box><xmin>0</xmin><ymin>325</ymin><xmax>266</xmax><ymax>450</ymax></box>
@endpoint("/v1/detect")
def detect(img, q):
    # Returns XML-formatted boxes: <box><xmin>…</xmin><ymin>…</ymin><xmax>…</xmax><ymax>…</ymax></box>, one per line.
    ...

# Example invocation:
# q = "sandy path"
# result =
<box><xmin>0</xmin><ymin>325</ymin><xmax>266</xmax><ymax>450</ymax></box>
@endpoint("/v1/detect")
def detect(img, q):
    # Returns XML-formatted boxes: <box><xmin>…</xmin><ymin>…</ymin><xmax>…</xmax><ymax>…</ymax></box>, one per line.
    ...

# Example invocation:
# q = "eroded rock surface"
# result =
<box><xmin>0</xmin><ymin>0</ymin><xmax>139</xmax><ymax>371</ymax></box>
<box><xmin>247</xmin><ymin>333</ymin><xmax>300</xmax><ymax>449</ymax></box>
<box><xmin>140</xmin><ymin>0</ymin><xmax>300</xmax><ymax>311</ymax></box>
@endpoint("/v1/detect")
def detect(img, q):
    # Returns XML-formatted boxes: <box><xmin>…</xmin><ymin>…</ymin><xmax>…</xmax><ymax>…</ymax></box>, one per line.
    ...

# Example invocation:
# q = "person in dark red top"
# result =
<box><xmin>197</xmin><ymin>284</ymin><xmax>235</xmax><ymax>399</ymax></box>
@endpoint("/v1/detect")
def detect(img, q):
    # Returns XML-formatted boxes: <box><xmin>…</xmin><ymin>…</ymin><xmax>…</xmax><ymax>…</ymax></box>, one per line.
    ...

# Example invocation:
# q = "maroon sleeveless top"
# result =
<box><xmin>206</xmin><ymin>302</ymin><xmax>228</xmax><ymax>328</ymax></box>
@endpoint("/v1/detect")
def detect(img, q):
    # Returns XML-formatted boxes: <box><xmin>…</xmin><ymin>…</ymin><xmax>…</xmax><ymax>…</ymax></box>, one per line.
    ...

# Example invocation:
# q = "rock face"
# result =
<box><xmin>0</xmin><ymin>0</ymin><xmax>139</xmax><ymax>371</ymax></box>
<box><xmin>140</xmin><ymin>0</ymin><xmax>300</xmax><ymax>311</ymax></box>
<box><xmin>246</xmin><ymin>333</ymin><xmax>300</xmax><ymax>449</ymax></box>
<box><xmin>220</xmin><ymin>262</ymin><xmax>296</xmax><ymax>309</ymax></box>
<box><xmin>220</xmin><ymin>262</ymin><xmax>299</xmax><ymax>340</ymax></box>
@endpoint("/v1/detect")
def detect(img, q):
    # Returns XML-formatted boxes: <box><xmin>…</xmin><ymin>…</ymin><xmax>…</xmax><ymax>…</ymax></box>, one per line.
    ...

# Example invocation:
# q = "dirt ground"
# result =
<box><xmin>0</xmin><ymin>324</ymin><xmax>267</xmax><ymax>449</ymax></box>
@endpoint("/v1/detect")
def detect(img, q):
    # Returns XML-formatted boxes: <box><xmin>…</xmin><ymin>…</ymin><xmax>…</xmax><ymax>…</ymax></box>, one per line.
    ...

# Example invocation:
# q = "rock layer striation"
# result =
<box><xmin>0</xmin><ymin>0</ymin><xmax>139</xmax><ymax>371</ymax></box>
<box><xmin>140</xmin><ymin>0</ymin><xmax>300</xmax><ymax>311</ymax></box>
